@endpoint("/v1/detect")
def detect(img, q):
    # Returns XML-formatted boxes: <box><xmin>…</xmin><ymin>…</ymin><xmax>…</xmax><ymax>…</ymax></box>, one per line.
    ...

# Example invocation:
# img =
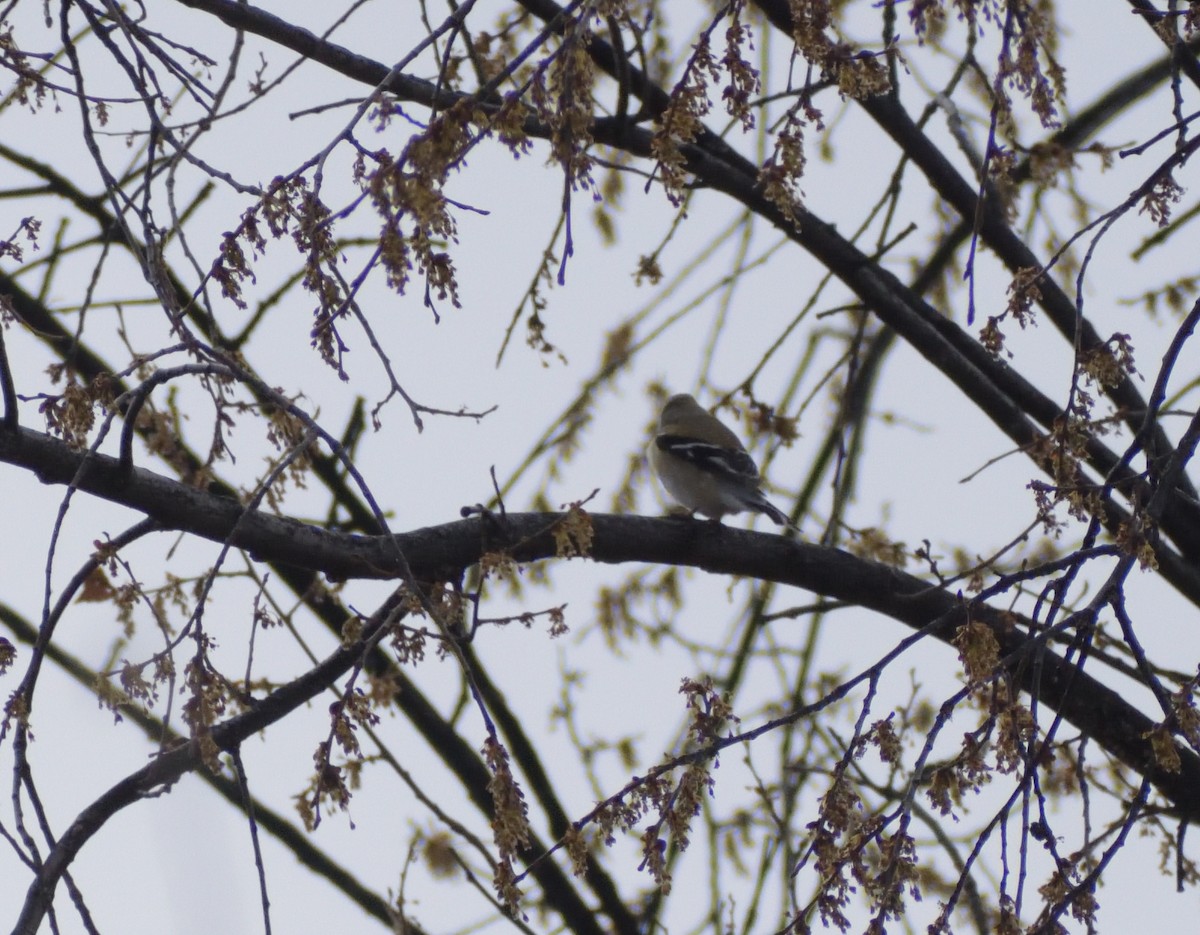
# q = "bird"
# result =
<box><xmin>647</xmin><ymin>393</ymin><xmax>791</xmax><ymax>527</ymax></box>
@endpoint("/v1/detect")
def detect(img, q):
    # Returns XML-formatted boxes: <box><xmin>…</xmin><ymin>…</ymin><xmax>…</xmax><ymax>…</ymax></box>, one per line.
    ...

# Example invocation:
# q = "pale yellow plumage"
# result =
<box><xmin>648</xmin><ymin>393</ymin><xmax>789</xmax><ymax>526</ymax></box>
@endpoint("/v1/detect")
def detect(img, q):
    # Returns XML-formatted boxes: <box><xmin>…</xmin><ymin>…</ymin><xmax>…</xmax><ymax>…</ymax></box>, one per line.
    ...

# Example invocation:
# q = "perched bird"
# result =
<box><xmin>648</xmin><ymin>393</ymin><xmax>790</xmax><ymax>527</ymax></box>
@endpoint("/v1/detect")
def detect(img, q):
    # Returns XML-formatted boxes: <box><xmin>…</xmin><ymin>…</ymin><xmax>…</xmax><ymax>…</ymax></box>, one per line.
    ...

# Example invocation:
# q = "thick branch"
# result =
<box><xmin>2</xmin><ymin>422</ymin><xmax>1197</xmax><ymax>828</ymax></box>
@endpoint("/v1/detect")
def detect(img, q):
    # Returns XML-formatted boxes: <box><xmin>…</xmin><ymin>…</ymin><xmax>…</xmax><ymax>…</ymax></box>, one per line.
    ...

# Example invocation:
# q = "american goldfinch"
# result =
<box><xmin>648</xmin><ymin>393</ymin><xmax>790</xmax><ymax>526</ymax></box>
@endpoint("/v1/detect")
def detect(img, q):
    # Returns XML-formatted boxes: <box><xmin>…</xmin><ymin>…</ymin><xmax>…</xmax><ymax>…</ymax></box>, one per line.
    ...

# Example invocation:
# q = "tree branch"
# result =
<box><xmin>2</xmin><ymin>421</ymin><xmax>1197</xmax><ymax>832</ymax></box>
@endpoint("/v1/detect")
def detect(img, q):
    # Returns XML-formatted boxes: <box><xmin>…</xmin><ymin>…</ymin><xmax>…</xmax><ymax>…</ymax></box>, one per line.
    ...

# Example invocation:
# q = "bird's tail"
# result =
<box><xmin>747</xmin><ymin>492</ymin><xmax>791</xmax><ymax>528</ymax></box>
